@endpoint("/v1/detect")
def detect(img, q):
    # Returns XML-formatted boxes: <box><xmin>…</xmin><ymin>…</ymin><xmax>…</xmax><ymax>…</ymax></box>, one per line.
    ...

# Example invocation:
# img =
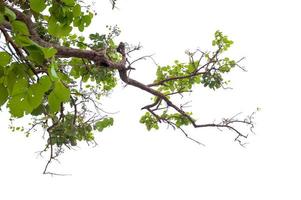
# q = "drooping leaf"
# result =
<box><xmin>48</xmin><ymin>81</ymin><xmax>70</xmax><ymax>113</ymax></box>
<box><xmin>25</xmin><ymin>45</ymin><xmax>45</xmax><ymax>64</ymax></box>
<box><xmin>48</xmin><ymin>91</ymin><xmax>61</xmax><ymax>113</ymax></box>
<box><xmin>53</xmin><ymin>81</ymin><xmax>70</xmax><ymax>101</ymax></box>
<box><xmin>27</xmin><ymin>76</ymin><xmax>52</xmax><ymax>109</ymax></box>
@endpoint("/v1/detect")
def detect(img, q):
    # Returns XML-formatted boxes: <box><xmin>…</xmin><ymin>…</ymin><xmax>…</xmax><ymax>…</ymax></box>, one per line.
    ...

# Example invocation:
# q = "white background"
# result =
<box><xmin>1</xmin><ymin>0</ymin><xmax>301</xmax><ymax>199</ymax></box>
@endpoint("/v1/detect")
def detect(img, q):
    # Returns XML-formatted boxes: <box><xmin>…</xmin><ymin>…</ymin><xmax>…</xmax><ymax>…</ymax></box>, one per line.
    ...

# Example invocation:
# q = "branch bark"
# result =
<box><xmin>2</xmin><ymin>3</ymin><xmax>255</xmax><ymax>146</ymax></box>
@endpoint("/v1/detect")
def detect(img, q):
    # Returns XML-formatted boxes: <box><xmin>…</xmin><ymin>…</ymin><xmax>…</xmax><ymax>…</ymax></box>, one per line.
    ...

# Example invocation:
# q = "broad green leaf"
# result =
<box><xmin>73</xmin><ymin>4</ymin><xmax>81</xmax><ymax>17</ymax></box>
<box><xmin>48</xmin><ymin>91</ymin><xmax>61</xmax><ymax>113</ymax></box>
<box><xmin>48</xmin><ymin>81</ymin><xmax>70</xmax><ymax>113</ymax></box>
<box><xmin>0</xmin><ymin>84</ymin><xmax>8</xmax><ymax>107</ymax></box>
<box><xmin>27</xmin><ymin>77</ymin><xmax>52</xmax><ymax>109</ymax></box>
<box><xmin>8</xmin><ymin>78</ymin><xmax>32</xmax><ymax>117</ymax></box>
<box><xmin>31</xmin><ymin>104</ymin><xmax>45</xmax><ymax>116</ymax></box>
<box><xmin>8</xmin><ymin>94</ymin><xmax>32</xmax><ymax>117</ymax></box>
<box><xmin>12</xmin><ymin>78</ymin><xmax>28</xmax><ymax>96</ymax></box>
<box><xmin>48</xmin><ymin>17</ymin><xmax>72</xmax><ymax>37</ymax></box>
<box><xmin>0</xmin><ymin>52</ymin><xmax>11</xmax><ymax>67</ymax></box>
<box><xmin>4</xmin><ymin>7</ymin><xmax>16</xmax><ymax>21</ymax></box>
<box><xmin>29</xmin><ymin>0</ymin><xmax>46</xmax><ymax>13</ymax></box>
<box><xmin>42</xmin><ymin>47</ymin><xmax>57</xmax><ymax>59</ymax></box>
<box><xmin>54</xmin><ymin>81</ymin><xmax>70</xmax><ymax>102</ymax></box>
<box><xmin>83</xmin><ymin>13</ymin><xmax>93</xmax><ymax>26</ymax></box>
<box><xmin>60</xmin><ymin>24</ymin><xmax>73</xmax><ymax>36</ymax></box>
<box><xmin>12</xmin><ymin>20</ymin><xmax>30</xmax><ymax>35</ymax></box>
<box><xmin>27</xmin><ymin>87</ymin><xmax>44</xmax><ymax>109</ymax></box>
<box><xmin>47</xmin><ymin>17</ymin><xmax>59</xmax><ymax>36</ymax></box>
<box><xmin>13</xmin><ymin>35</ymin><xmax>34</xmax><ymax>47</ymax></box>
<box><xmin>38</xmin><ymin>76</ymin><xmax>52</xmax><ymax>92</ymax></box>
<box><xmin>26</xmin><ymin>45</ymin><xmax>44</xmax><ymax>64</ymax></box>
<box><xmin>8</xmin><ymin>76</ymin><xmax>51</xmax><ymax>116</ymax></box>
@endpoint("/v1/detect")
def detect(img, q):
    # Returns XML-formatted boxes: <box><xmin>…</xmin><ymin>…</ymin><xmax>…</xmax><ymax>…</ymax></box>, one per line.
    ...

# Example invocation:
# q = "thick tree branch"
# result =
<box><xmin>2</xmin><ymin>4</ymin><xmax>126</xmax><ymax>69</ymax></box>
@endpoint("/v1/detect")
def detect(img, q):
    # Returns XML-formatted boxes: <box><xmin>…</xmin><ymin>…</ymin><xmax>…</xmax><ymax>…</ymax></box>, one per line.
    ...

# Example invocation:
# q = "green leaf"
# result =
<box><xmin>60</xmin><ymin>24</ymin><xmax>72</xmax><ymax>36</ymax></box>
<box><xmin>25</xmin><ymin>45</ymin><xmax>44</xmax><ymax>64</ymax></box>
<box><xmin>27</xmin><ymin>86</ymin><xmax>44</xmax><ymax>109</ymax></box>
<box><xmin>54</xmin><ymin>81</ymin><xmax>70</xmax><ymax>101</ymax></box>
<box><xmin>38</xmin><ymin>76</ymin><xmax>52</xmax><ymax>92</ymax></box>
<box><xmin>8</xmin><ymin>78</ymin><xmax>32</xmax><ymax>117</ymax></box>
<box><xmin>73</xmin><ymin>4</ymin><xmax>81</xmax><ymax>17</ymax></box>
<box><xmin>48</xmin><ymin>17</ymin><xmax>73</xmax><ymax>37</ymax></box>
<box><xmin>48</xmin><ymin>59</ymin><xmax>59</xmax><ymax>81</ymax></box>
<box><xmin>0</xmin><ymin>52</ymin><xmax>11</xmax><ymax>67</ymax></box>
<box><xmin>13</xmin><ymin>35</ymin><xmax>34</xmax><ymax>46</ymax></box>
<box><xmin>31</xmin><ymin>104</ymin><xmax>45</xmax><ymax>116</ymax></box>
<box><xmin>83</xmin><ymin>13</ymin><xmax>93</xmax><ymax>27</ymax></box>
<box><xmin>48</xmin><ymin>92</ymin><xmax>61</xmax><ymax>113</ymax></box>
<box><xmin>0</xmin><ymin>83</ymin><xmax>8</xmax><ymax>107</ymax></box>
<box><xmin>12</xmin><ymin>78</ymin><xmax>28</xmax><ymax>96</ymax></box>
<box><xmin>29</xmin><ymin>0</ymin><xmax>46</xmax><ymax>13</ymax></box>
<box><xmin>8</xmin><ymin>94</ymin><xmax>30</xmax><ymax>117</ymax></box>
<box><xmin>48</xmin><ymin>81</ymin><xmax>70</xmax><ymax>113</ymax></box>
<box><xmin>4</xmin><ymin>7</ymin><xmax>16</xmax><ymax>21</ymax></box>
<box><xmin>12</xmin><ymin>20</ymin><xmax>30</xmax><ymax>35</ymax></box>
<box><xmin>95</xmin><ymin>118</ymin><xmax>114</xmax><ymax>132</ymax></box>
<box><xmin>7</xmin><ymin>76</ymin><xmax>51</xmax><ymax>115</ymax></box>
<box><xmin>42</xmin><ymin>47</ymin><xmax>57</xmax><ymax>59</ymax></box>
<box><xmin>27</xmin><ymin>76</ymin><xmax>52</xmax><ymax>109</ymax></box>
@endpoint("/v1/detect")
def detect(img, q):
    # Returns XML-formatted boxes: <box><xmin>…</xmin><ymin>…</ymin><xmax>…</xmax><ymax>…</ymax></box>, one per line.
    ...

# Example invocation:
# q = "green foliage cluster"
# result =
<box><xmin>0</xmin><ymin>1</ymin><xmax>249</xmax><ymax>170</ymax></box>
<box><xmin>140</xmin><ymin>31</ymin><xmax>238</xmax><ymax>130</ymax></box>
<box><xmin>212</xmin><ymin>30</ymin><xmax>234</xmax><ymax>52</ymax></box>
<box><xmin>140</xmin><ymin>110</ymin><xmax>193</xmax><ymax>131</ymax></box>
<box><xmin>0</xmin><ymin>1</ymin><xmax>119</xmax><ymax>149</ymax></box>
<box><xmin>155</xmin><ymin>60</ymin><xmax>201</xmax><ymax>94</ymax></box>
<box><xmin>49</xmin><ymin>115</ymin><xmax>113</xmax><ymax>147</ymax></box>
<box><xmin>139</xmin><ymin>112</ymin><xmax>159</xmax><ymax>131</ymax></box>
